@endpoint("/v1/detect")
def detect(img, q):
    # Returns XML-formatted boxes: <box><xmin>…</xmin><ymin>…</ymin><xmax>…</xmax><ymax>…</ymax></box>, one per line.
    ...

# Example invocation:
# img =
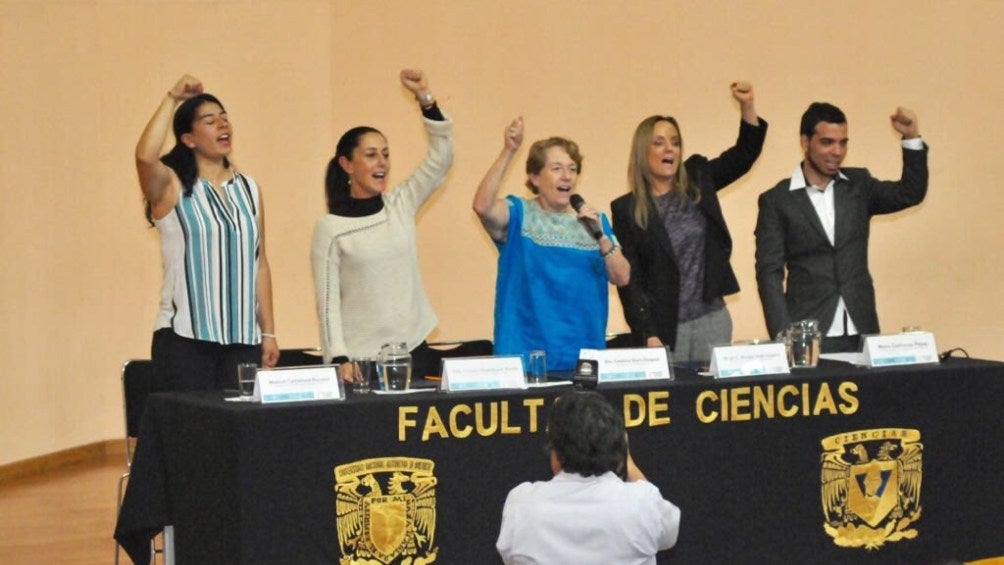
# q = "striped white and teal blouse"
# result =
<box><xmin>154</xmin><ymin>173</ymin><xmax>262</xmax><ymax>345</ymax></box>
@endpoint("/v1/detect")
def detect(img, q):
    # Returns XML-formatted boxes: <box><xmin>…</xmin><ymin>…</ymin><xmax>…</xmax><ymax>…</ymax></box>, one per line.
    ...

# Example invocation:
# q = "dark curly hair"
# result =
<box><xmin>547</xmin><ymin>390</ymin><xmax>627</xmax><ymax>477</ymax></box>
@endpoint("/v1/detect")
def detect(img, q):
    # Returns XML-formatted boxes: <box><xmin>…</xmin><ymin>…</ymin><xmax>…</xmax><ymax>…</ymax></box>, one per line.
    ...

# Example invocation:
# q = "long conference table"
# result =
<box><xmin>115</xmin><ymin>357</ymin><xmax>1004</xmax><ymax>564</ymax></box>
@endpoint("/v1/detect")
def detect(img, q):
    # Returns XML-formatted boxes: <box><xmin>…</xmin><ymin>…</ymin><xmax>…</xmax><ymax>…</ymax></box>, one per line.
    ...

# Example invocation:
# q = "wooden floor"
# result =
<box><xmin>0</xmin><ymin>453</ymin><xmax>135</xmax><ymax>564</ymax></box>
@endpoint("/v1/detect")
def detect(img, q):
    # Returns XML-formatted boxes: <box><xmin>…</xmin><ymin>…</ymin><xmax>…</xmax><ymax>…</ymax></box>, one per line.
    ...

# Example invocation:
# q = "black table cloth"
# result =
<box><xmin>115</xmin><ymin>358</ymin><xmax>1004</xmax><ymax>564</ymax></box>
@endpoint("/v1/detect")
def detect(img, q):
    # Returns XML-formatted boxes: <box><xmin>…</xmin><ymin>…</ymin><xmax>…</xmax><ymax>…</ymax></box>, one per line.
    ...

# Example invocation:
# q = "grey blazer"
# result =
<box><xmin>754</xmin><ymin>145</ymin><xmax>929</xmax><ymax>339</ymax></box>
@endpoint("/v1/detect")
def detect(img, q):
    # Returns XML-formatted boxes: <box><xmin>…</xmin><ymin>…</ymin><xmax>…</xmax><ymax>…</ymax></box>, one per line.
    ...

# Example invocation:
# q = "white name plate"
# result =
<box><xmin>441</xmin><ymin>356</ymin><xmax>526</xmax><ymax>392</ymax></box>
<box><xmin>709</xmin><ymin>343</ymin><xmax>790</xmax><ymax>378</ymax></box>
<box><xmin>863</xmin><ymin>332</ymin><xmax>939</xmax><ymax>367</ymax></box>
<box><xmin>255</xmin><ymin>365</ymin><xmax>343</xmax><ymax>404</ymax></box>
<box><xmin>579</xmin><ymin>348</ymin><xmax>673</xmax><ymax>382</ymax></box>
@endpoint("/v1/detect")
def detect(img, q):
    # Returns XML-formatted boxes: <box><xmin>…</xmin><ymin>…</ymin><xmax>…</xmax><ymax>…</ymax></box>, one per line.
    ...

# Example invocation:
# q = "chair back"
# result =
<box><xmin>428</xmin><ymin>340</ymin><xmax>494</xmax><ymax>357</ymax></box>
<box><xmin>605</xmin><ymin>332</ymin><xmax>636</xmax><ymax>349</ymax></box>
<box><xmin>277</xmin><ymin>348</ymin><xmax>323</xmax><ymax>367</ymax></box>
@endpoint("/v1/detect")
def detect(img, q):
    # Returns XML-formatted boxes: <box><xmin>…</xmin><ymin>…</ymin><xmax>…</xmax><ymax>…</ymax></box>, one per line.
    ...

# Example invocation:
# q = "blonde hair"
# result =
<box><xmin>525</xmin><ymin>137</ymin><xmax>583</xmax><ymax>194</ymax></box>
<box><xmin>627</xmin><ymin>115</ymin><xmax>698</xmax><ymax>229</ymax></box>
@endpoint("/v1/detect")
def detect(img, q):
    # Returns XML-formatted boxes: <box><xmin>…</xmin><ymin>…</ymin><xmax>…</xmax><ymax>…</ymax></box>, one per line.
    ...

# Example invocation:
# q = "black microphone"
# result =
<box><xmin>569</xmin><ymin>194</ymin><xmax>603</xmax><ymax>240</ymax></box>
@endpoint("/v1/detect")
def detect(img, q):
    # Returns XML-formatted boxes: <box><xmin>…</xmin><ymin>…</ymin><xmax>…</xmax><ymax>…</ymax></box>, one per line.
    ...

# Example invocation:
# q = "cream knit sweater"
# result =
<box><xmin>311</xmin><ymin>118</ymin><xmax>453</xmax><ymax>363</ymax></box>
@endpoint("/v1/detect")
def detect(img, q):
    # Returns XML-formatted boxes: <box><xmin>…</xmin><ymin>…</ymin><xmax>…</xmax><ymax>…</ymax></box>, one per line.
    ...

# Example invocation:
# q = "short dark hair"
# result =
<box><xmin>800</xmin><ymin>102</ymin><xmax>847</xmax><ymax>138</ymax></box>
<box><xmin>547</xmin><ymin>390</ymin><xmax>627</xmax><ymax>477</ymax></box>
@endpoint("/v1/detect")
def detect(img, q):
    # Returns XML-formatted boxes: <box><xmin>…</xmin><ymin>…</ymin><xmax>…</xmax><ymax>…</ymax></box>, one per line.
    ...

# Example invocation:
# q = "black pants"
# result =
<box><xmin>151</xmin><ymin>328</ymin><xmax>261</xmax><ymax>392</ymax></box>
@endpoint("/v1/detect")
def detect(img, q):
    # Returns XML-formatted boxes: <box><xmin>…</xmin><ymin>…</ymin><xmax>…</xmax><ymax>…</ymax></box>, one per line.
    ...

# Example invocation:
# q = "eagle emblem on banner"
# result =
<box><xmin>820</xmin><ymin>428</ymin><xmax>923</xmax><ymax>549</ymax></box>
<box><xmin>335</xmin><ymin>457</ymin><xmax>438</xmax><ymax>564</ymax></box>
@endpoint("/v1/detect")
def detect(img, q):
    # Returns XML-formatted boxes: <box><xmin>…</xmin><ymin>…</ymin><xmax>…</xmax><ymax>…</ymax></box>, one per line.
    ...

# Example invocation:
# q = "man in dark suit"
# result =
<box><xmin>755</xmin><ymin>102</ymin><xmax>928</xmax><ymax>352</ymax></box>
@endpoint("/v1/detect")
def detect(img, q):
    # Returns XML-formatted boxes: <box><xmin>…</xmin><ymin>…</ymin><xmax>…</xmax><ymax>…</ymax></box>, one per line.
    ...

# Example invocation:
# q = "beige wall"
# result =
<box><xmin>2</xmin><ymin>0</ymin><xmax>1001</xmax><ymax>465</ymax></box>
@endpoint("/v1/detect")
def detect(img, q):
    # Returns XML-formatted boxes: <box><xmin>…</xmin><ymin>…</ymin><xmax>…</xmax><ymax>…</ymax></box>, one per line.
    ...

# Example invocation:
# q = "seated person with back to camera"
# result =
<box><xmin>497</xmin><ymin>390</ymin><xmax>681</xmax><ymax>564</ymax></box>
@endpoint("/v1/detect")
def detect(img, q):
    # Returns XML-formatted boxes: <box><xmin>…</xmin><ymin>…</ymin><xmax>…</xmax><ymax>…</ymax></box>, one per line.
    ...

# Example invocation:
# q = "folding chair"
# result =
<box><xmin>115</xmin><ymin>359</ymin><xmax>165</xmax><ymax>564</ymax></box>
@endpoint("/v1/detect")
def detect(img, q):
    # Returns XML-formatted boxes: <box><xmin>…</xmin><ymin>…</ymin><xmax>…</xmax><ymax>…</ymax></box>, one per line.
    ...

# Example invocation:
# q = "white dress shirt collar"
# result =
<box><xmin>788</xmin><ymin>163</ymin><xmax>848</xmax><ymax>192</ymax></box>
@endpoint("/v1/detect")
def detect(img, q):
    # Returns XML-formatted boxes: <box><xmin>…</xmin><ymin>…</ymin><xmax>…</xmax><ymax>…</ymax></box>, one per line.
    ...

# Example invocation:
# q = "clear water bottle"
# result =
<box><xmin>378</xmin><ymin>342</ymin><xmax>412</xmax><ymax>391</ymax></box>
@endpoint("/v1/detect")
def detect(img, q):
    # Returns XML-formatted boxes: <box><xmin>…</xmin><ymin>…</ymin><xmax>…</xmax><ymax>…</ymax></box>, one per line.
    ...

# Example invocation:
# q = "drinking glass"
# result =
<box><xmin>237</xmin><ymin>363</ymin><xmax>258</xmax><ymax>399</ymax></box>
<box><xmin>352</xmin><ymin>357</ymin><xmax>377</xmax><ymax>393</ymax></box>
<box><xmin>527</xmin><ymin>350</ymin><xmax>547</xmax><ymax>384</ymax></box>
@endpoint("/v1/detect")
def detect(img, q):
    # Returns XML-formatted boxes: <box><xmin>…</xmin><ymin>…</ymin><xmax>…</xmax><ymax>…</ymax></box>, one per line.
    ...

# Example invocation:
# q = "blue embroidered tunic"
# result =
<box><xmin>493</xmin><ymin>196</ymin><xmax>617</xmax><ymax>371</ymax></box>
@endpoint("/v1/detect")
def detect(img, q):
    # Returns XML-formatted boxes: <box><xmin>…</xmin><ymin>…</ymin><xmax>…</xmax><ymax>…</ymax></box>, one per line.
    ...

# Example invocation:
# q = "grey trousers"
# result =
<box><xmin>673</xmin><ymin>307</ymin><xmax>733</xmax><ymax>363</ymax></box>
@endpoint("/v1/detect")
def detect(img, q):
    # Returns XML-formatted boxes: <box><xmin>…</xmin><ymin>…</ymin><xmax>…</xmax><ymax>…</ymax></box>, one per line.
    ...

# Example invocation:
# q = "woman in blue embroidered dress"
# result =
<box><xmin>136</xmin><ymin>74</ymin><xmax>279</xmax><ymax>392</ymax></box>
<box><xmin>472</xmin><ymin>117</ymin><xmax>630</xmax><ymax>371</ymax></box>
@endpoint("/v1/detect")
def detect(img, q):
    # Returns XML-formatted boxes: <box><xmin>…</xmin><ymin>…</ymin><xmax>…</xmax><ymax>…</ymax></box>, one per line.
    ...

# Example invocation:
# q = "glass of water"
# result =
<box><xmin>527</xmin><ymin>350</ymin><xmax>547</xmax><ymax>384</ymax></box>
<box><xmin>351</xmin><ymin>357</ymin><xmax>377</xmax><ymax>393</ymax></box>
<box><xmin>237</xmin><ymin>362</ymin><xmax>258</xmax><ymax>400</ymax></box>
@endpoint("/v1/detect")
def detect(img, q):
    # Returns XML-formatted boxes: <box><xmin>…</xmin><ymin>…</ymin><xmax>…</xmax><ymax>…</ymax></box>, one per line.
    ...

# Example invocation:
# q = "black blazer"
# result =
<box><xmin>754</xmin><ymin>145</ymin><xmax>929</xmax><ymax>339</ymax></box>
<box><xmin>611</xmin><ymin>119</ymin><xmax>767</xmax><ymax>349</ymax></box>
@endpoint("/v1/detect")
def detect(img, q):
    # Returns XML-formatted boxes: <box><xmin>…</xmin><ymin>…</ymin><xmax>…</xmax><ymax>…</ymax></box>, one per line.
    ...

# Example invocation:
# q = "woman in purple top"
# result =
<box><xmin>611</xmin><ymin>82</ymin><xmax>767</xmax><ymax>363</ymax></box>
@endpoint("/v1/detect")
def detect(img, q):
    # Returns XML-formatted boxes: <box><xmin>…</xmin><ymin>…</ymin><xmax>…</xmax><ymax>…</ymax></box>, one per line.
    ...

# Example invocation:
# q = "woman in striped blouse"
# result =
<box><xmin>136</xmin><ymin>74</ymin><xmax>279</xmax><ymax>392</ymax></box>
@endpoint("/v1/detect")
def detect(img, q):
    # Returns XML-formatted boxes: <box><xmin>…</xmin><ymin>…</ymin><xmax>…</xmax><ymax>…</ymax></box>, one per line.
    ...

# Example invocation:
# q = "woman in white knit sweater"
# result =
<box><xmin>311</xmin><ymin>69</ymin><xmax>453</xmax><ymax>382</ymax></box>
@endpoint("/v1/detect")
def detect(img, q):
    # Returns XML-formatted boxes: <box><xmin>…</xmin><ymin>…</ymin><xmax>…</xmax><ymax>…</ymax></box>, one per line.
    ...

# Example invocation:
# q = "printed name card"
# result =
<box><xmin>578</xmin><ymin>348</ymin><xmax>673</xmax><ymax>382</ymax></box>
<box><xmin>863</xmin><ymin>332</ymin><xmax>939</xmax><ymax>367</ymax></box>
<box><xmin>441</xmin><ymin>356</ymin><xmax>526</xmax><ymax>392</ymax></box>
<box><xmin>256</xmin><ymin>365</ymin><xmax>343</xmax><ymax>404</ymax></box>
<box><xmin>709</xmin><ymin>343</ymin><xmax>789</xmax><ymax>378</ymax></box>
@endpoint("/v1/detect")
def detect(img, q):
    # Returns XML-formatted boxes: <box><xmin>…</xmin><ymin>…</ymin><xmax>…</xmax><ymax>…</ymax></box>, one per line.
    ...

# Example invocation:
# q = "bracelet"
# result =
<box><xmin>601</xmin><ymin>245</ymin><xmax>620</xmax><ymax>258</ymax></box>
<box><xmin>418</xmin><ymin>91</ymin><xmax>435</xmax><ymax>108</ymax></box>
<box><xmin>262</xmin><ymin>333</ymin><xmax>277</xmax><ymax>339</ymax></box>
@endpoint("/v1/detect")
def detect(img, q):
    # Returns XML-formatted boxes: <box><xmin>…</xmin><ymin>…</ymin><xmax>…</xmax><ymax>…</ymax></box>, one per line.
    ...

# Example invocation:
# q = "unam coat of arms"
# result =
<box><xmin>335</xmin><ymin>457</ymin><xmax>438</xmax><ymax>565</ymax></box>
<box><xmin>820</xmin><ymin>428</ymin><xmax>923</xmax><ymax>550</ymax></box>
